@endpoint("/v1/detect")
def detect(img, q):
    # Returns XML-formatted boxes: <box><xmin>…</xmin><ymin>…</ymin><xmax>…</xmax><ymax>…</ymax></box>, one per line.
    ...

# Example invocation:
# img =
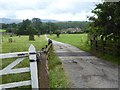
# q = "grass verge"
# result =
<box><xmin>92</xmin><ymin>52</ymin><xmax>120</xmax><ymax>65</ymax></box>
<box><xmin>48</xmin><ymin>47</ymin><xmax>69</xmax><ymax>88</ymax></box>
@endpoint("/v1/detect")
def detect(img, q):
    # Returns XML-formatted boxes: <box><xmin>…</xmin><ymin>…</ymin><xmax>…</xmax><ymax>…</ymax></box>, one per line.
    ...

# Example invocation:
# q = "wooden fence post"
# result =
<box><xmin>95</xmin><ymin>40</ymin><xmax>97</xmax><ymax>51</ymax></box>
<box><xmin>90</xmin><ymin>39</ymin><xmax>92</xmax><ymax>49</ymax></box>
<box><xmin>103</xmin><ymin>41</ymin><xmax>105</xmax><ymax>54</ymax></box>
<box><xmin>29</xmin><ymin>44</ymin><xmax>39</xmax><ymax>89</ymax></box>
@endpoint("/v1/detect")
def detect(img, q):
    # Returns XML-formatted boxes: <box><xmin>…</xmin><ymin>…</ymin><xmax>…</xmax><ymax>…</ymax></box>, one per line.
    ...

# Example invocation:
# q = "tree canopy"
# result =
<box><xmin>89</xmin><ymin>2</ymin><xmax>120</xmax><ymax>41</ymax></box>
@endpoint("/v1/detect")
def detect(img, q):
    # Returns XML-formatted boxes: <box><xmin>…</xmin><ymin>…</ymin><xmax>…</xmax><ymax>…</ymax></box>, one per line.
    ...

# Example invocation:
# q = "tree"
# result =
<box><xmin>55</xmin><ymin>30</ymin><xmax>61</xmax><ymax>38</ymax></box>
<box><xmin>2</xmin><ymin>23</ymin><xmax>8</xmax><ymax>29</ymax></box>
<box><xmin>32</xmin><ymin>18</ymin><xmax>42</xmax><ymax>34</ymax></box>
<box><xmin>5</xmin><ymin>23</ymin><xmax>17</xmax><ymax>34</ymax></box>
<box><xmin>27</xmin><ymin>25</ymin><xmax>35</xmax><ymax>40</ymax></box>
<box><xmin>89</xmin><ymin>2</ymin><xmax>120</xmax><ymax>41</ymax></box>
<box><xmin>46</xmin><ymin>22</ymin><xmax>58</xmax><ymax>34</ymax></box>
<box><xmin>18</xmin><ymin>19</ymin><xmax>31</xmax><ymax>35</ymax></box>
<box><xmin>17</xmin><ymin>19</ymin><xmax>35</xmax><ymax>40</ymax></box>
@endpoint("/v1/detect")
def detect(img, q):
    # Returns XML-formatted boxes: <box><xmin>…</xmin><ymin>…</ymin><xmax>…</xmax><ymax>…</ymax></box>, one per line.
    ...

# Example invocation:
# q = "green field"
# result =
<box><xmin>1</xmin><ymin>35</ymin><xmax>47</xmax><ymax>53</ymax></box>
<box><xmin>48</xmin><ymin>34</ymin><xmax>90</xmax><ymax>52</ymax></box>
<box><xmin>1</xmin><ymin>35</ymin><xmax>47</xmax><ymax>88</ymax></box>
<box><xmin>0</xmin><ymin>29</ymin><xmax>6</xmax><ymax>33</ymax></box>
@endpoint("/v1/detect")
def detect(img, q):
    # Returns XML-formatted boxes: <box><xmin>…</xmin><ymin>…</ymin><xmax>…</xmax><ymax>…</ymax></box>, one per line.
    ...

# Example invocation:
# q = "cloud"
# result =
<box><xmin>47</xmin><ymin>2</ymin><xmax>96</xmax><ymax>14</ymax></box>
<box><xmin>46</xmin><ymin>1</ymin><xmax>97</xmax><ymax>21</ymax></box>
<box><xmin>0</xmin><ymin>0</ymin><xmax>100</xmax><ymax>21</ymax></box>
<box><xmin>0</xmin><ymin>0</ymin><xmax>51</xmax><ymax>10</ymax></box>
<box><xmin>15</xmin><ymin>10</ymin><xmax>94</xmax><ymax>21</ymax></box>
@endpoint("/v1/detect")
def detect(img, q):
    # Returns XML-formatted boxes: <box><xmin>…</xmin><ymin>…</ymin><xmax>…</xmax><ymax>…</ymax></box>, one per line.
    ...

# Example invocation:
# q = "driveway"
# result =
<box><xmin>45</xmin><ymin>35</ymin><xmax>119</xmax><ymax>88</ymax></box>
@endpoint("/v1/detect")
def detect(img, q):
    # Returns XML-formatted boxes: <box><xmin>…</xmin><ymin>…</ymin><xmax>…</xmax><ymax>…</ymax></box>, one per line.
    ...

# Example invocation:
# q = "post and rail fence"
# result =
<box><xmin>89</xmin><ymin>35</ymin><xmax>120</xmax><ymax>56</ymax></box>
<box><xmin>0</xmin><ymin>41</ymin><xmax>52</xmax><ymax>90</ymax></box>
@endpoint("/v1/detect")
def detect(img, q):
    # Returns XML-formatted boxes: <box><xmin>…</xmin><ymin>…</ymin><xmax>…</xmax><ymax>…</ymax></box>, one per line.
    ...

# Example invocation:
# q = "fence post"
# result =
<box><xmin>95</xmin><ymin>40</ymin><xmax>97</xmax><ymax>51</ymax></box>
<box><xmin>103</xmin><ymin>41</ymin><xmax>105</xmax><ymax>54</ymax></box>
<box><xmin>28</xmin><ymin>44</ymin><xmax>39</xmax><ymax>89</ymax></box>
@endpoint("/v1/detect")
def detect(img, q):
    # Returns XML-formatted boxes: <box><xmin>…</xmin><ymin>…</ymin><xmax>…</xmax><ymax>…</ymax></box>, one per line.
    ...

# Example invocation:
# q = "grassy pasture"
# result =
<box><xmin>48</xmin><ymin>34</ymin><xmax>90</xmax><ymax>52</ymax></box>
<box><xmin>1</xmin><ymin>35</ymin><xmax>47</xmax><ymax>53</ymax></box>
<box><xmin>1</xmin><ymin>35</ymin><xmax>47</xmax><ymax>88</ymax></box>
<box><xmin>1</xmin><ymin>35</ymin><xmax>42</xmax><ymax>69</ymax></box>
<box><xmin>0</xmin><ymin>29</ymin><xmax>6</xmax><ymax>33</ymax></box>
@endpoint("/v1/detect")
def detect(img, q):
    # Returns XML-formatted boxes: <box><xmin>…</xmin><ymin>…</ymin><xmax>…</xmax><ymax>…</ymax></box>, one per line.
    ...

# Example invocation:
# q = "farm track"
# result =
<box><xmin>45</xmin><ymin>35</ymin><xmax>119</xmax><ymax>88</ymax></box>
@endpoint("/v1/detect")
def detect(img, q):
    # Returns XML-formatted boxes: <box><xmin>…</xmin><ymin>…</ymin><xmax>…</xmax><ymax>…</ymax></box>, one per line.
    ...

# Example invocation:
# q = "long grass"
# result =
<box><xmin>93</xmin><ymin>52</ymin><xmax>120</xmax><ymax>65</ymax></box>
<box><xmin>48</xmin><ymin>47</ymin><xmax>69</xmax><ymax>88</ymax></box>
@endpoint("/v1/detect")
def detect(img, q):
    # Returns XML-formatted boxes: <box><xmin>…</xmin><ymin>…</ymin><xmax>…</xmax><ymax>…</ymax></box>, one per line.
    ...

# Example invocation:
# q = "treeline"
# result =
<box><xmin>55</xmin><ymin>21</ymin><xmax>90</xmax><ymax>33</ymax></box>
<box><xmin>1</xmin><ymin>18</ymin><xmax>90</xmax><ymax>35</ymax></box>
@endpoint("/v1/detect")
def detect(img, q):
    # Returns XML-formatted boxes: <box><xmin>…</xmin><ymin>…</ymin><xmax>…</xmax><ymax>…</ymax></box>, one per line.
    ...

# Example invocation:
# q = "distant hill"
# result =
<box><xmin>41</xmin><ymin>19</ymin><xmax>59</xmax><ymax>22</ymax></box>
<box><xmin>0</xmin><ymin>18</ymin><xmax>22</xmax><ymax>24</ymax></box>
<box><xmin>0</xmin><ymin>18</ymin><xmax>59</xmax><ymax>24</ymax></box>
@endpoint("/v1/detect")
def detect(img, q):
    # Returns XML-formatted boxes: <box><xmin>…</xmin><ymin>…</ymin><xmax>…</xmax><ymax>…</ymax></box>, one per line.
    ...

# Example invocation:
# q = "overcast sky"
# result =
<box><xmin>0</xmin><ymin>0</ymin><xmax>102</xmax><ymax>21</ymax></box>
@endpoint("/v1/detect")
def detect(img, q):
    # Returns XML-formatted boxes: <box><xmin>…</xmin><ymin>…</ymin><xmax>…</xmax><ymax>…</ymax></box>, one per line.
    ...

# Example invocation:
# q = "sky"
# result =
<box><xmin>0</xmin><ymin>0</ymin><xmax>102</xmax><ymax>21</ymax></box>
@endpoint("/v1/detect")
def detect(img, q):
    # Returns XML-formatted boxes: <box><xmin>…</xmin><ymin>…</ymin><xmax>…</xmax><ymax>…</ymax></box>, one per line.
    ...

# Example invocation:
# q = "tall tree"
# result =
<box><xmin>18</xmin><ymin>19</ymin><xmax>31</xmax><ymax>35</ymax></box>
<box><xmin>27</xmin><ymin>24</ymin><xmax>35</xmax><ymax>40</ymax></box>
<box><xmin>5</xmin><ymin>23</ymin><xmax>17</xmax><ymax>34</ymax></box>
<box><xmin>32</xmin><ymin>18</ymin><xmax>42</xmax><ymax>34</ymax></box>
<box><xmin>46</xmin><ymin>22</ymin><xmax>58</xmax><ymax>34</ymax></box>
<box><xmin>18</xmin><ymin>19</ymin><xmax>35</xmax><ymax>40</ymax></box>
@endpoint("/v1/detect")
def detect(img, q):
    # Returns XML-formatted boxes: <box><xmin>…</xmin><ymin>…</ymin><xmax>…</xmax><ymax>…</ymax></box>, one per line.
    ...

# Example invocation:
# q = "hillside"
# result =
<box><xmin>0</xmin><ymin>18</ymin><xmax>59</xmax><ymax>24</ymax></box>
<box><xmin>0</xmin><ymin>18</ymin><xmax>22</xmax><ymax>24</ymax></box>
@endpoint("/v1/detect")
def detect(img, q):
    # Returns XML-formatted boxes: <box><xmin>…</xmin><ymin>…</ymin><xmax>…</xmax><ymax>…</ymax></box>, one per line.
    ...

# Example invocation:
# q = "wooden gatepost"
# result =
<box><xmin>37</xmin><ymin>43</ymin><xmax>52</xmax><ymax>89</ymax></box>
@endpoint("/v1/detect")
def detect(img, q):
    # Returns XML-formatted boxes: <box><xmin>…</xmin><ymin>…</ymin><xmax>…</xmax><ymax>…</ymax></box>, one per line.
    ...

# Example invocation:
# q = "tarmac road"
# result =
<box><xmin>45</xmin><ymin>35</ymin><xmax>119</xmax><ymax>88</ymax></box>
